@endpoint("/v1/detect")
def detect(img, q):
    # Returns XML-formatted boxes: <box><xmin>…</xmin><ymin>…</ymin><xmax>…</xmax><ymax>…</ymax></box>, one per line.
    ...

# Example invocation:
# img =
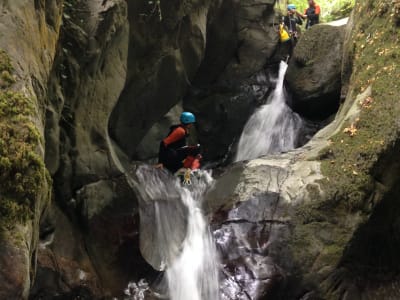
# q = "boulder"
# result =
<box><xmin>286</xmin><ymin>23</ymin><xmax>346</xmax><ymax>120</ymax></box>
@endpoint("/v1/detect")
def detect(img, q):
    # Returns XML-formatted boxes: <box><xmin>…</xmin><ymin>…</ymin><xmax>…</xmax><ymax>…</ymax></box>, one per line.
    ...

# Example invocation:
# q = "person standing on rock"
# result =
<box><xmin>284</xmin><ymin>4</ymin><xmax>303</xmax><ymax>44</ymax></box>
<box><xmin>297</xmin><ymin>0</ymin><xmax>321</xmax><ymax>29</ymax></box>
<box><xmin>155</xmin><ymin>112</ymin><xmax>201</xmax><ymax>174</ymax></box>
<box><xmin>277</xmin><ymin>4</ymin><xmax>302</xmax><ymax>61</ymax></box>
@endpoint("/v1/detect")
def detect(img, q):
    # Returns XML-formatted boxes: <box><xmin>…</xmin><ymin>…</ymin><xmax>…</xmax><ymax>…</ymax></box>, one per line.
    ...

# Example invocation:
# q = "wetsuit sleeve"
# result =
<box><xmin>283</xmin><ymin>16</ymin><xmax>289</xmax><ymax>28</ymax></box>
<box><xmin>163</xmin><ymin>127</ymin><xmax>186</xmax><ymax>146</ymax></box>
<box><xmin>315</xmin><ymin>5</ymin><xmax>320</xmax><ymax>15</ymax></box>
<box><xmin>296</xmin><ymin>16</ymin><xmax>303</xmax><ymax>25</ymax></box>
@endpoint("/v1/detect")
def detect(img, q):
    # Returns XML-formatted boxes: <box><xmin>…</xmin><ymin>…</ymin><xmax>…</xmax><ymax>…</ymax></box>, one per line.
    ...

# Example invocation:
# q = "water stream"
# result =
<box><xmin>235</xmin><ymin>61</ymin><xmax>303</xmax><ymax>161</ymax></box>
<box><xmin>124</xmin><ymin>61</ymin><xmax>307</xmax><ymax>300</ymax></box>
<box><xmin>126</xmin><ymin>166</ymin><xmax>220</xmax><ymax>300</ymax></box>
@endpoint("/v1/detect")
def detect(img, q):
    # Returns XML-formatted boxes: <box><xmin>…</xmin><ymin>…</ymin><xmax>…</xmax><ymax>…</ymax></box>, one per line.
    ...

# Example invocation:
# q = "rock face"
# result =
<box><xmin>39</xmin><ymin>0</ymin><xmax>142</xmax><ymax>296</ymax></box>
<box><xmin>0</xmin><ymin>1</ymin><xmax>61</xmax><ymax>298</ymax></box>
<box><xmin>2</xmin><ymin>0</ymin><xmax>399</xmax><ymax>299</ymax></box>
<box><xmin>286</xmin><ymin>23</ymin><xmax>346</xmax><ymax>120</ymax></box>
<box><xmin>184</xmin><ymin>0</ymin><xmax>279</xmax><ymax>160</ymax></box>
<box><xmin>110</xmin><ymin>0</ymin><xmax>280</xmax><ymax>161</ymax></box>
<box><xmin>109</xmin><ymin>0</ymin><xmax>211</xmax><ymax>158</ymax></box>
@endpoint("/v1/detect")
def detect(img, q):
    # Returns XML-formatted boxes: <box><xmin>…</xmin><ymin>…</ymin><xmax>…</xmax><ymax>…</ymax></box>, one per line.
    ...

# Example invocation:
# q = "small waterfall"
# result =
<box><xmin>130</xmin><ymin>166</ymin><xmax>220</xmax><ymax>300</ymax></box>
<box><xmin>235</xmin><ymin>61</ymin><xmax>303</xmax><ymax>162</ymax></box>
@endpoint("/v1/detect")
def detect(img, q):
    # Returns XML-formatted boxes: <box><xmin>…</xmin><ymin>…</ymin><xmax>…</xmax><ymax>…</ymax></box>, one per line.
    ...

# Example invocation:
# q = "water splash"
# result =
<box><xmin>235</xmin><ymin>61</ymin><xmax>303</xmax><ymax>162</ymax></box>
<box><xmin>133</xmin><ymin>166</ymin><xmax>220</xmax><ymax>300</ymax></box>
<box><xmin>123</xmin><ymin>279</ymin><xmax>149</xmax><ymax>300</ymax></box>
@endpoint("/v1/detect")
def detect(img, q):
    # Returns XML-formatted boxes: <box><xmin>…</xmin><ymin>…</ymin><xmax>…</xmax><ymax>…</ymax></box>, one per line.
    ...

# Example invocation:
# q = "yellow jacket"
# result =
<box><xmin>279</xmin><ymin>24</ymin><xmax>290</xmax><ymax>42</ymax></box>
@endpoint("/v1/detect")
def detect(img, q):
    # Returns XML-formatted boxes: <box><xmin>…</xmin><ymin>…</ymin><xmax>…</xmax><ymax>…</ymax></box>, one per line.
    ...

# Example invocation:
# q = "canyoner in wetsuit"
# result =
<box><xmin>298</xmin><ymin>0</ymin><xmax>321</xmax><ymax>29</ymax></box>
<box><xmin>285</xmin><ymin>4</ymin><xmax>303</xmax><ymax>43</ymax></box>
<box><xmin>157</xmin><ymin>112</ymin><xmax>201</xmax><ymax>177</ymax></box>
<box><xmin>278</xmin><ymin>4</ymin><xmax>303</xmax><ymax>61</ymax></box>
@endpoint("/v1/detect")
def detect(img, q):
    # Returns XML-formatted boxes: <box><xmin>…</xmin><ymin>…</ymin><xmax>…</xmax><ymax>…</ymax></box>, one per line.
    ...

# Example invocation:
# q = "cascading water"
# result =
<box><xmin>235</xmin><ymin>61</ymin><xmax>303</xmax><ymax>162</ymax></box>
<box><xmin>127</xmin><ymin>166</ymin><xmax>219</xmax><ymax>300</ymax></box>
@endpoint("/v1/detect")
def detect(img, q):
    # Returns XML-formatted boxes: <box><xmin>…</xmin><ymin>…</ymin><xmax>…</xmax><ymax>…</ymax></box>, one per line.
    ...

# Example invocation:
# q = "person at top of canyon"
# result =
<box><xmin>285</xmin><ymin>4</ymin><xmax>303</xmax><ymax>42</ymax></box>
<box><xmin>297</xmin><ymin>0</ymin><xmax>321</xmax><ymax>29</ymax></box>
<box><xmin>156</xmin><ymin>112</ymin><xmax>202</xmax><ymax>174</ymax></box>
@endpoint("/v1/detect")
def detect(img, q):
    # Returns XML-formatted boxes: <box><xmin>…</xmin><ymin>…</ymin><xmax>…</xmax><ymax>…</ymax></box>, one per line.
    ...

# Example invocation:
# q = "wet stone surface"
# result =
<box><xmin>212</xmin><ymin>194</ymin><xmax>291</xmax><ymax>300</ymax></box>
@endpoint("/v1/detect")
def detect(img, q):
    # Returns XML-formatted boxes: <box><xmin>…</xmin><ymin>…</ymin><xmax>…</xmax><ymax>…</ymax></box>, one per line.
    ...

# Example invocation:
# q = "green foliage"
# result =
<box><xmin>0</xmin><ymin>50</ymin><xmax>13</xmax><ymax>74</ymax></box>
<box><xmin>0</xmin><ymin>50</ymin><xmax>15</xmax><ymax>89</ymax></box>
<box><xmin>0</xmin><ymin>51</ymin><xmax>50</xmax><ymax>232</ymax></box>
<box><xmin>277</xmin><ymin>0</ymin><xmax>355</xmax><ymax>22</ymax></box>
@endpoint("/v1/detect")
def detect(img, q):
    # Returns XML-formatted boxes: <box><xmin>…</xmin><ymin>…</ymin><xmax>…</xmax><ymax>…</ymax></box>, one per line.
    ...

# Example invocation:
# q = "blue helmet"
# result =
<box><xmin>288</xmin><ymin>4</ymin><xmax>296</xmax><ymax>10</ymax></box>
<box><xmin>180</xmin><ymin>112</ymin><xmax>196</xmax><ymax>124</ymax></box>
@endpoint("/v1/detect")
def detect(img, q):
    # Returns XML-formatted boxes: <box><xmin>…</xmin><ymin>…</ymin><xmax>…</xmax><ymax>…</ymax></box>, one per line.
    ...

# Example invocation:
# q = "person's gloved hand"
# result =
<box><xmin>182</xmin><ymin>144</ymin><xmax>201</xmax><ymax>156</ymax></box>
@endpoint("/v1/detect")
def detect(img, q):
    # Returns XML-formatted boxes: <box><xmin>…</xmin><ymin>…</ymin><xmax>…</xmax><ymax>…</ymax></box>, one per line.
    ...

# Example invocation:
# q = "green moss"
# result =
<box><xmin>319</xmin><ymin>0</ymin><xmax>400</xmax><ymax>212</ymax></box>
<box><xmin>0</xmin><ymin>50</ymin><xmax>51</xmax><ymax>233</ymax></box>
<box><xmin>0</xmin><ymin>50</ymin><xmax>15</xmax><ymax>89</ymax></box>
<box><xmin>0</xmin><ymin>50</ymin><xmax>13</xmax><ymax>74</ymax></box>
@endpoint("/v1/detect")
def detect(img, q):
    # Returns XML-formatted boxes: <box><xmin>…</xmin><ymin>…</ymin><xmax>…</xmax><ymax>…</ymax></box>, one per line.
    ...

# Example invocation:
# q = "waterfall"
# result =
<box><xmin>127</xmin><ymin>166</ymin><xmax>219</xmax><ymax>300</ymax></box>
<box><xmin>235</xmin><ymin>61</ymin><xmax>303</xmax><ymax>162</ymax></box>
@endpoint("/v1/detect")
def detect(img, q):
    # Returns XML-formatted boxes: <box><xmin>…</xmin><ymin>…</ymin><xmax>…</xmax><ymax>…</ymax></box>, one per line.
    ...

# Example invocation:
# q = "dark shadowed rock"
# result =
<box><xmin>76</xmin><ymin>174</ymin><xmax>158</xmax><ymax>296</ymax></box>
<box><xmin>30</xmin><ymin>206</ymin><xmax>103</xmax><ymax>300</ymax></box>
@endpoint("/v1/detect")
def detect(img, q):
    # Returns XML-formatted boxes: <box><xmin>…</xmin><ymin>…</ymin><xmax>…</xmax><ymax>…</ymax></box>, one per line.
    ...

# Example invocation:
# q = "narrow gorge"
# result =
<box><xmin>0</xmin><ymin>0</ymin><xmax>400</xmax><ymax>299</ymax></box>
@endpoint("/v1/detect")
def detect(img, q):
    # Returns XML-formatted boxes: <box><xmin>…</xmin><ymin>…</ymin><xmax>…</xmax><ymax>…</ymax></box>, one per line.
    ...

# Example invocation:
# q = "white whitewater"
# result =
<box><xmin>166</xmin><ymin>177</ymin><xmax>219</xmax><ymax>300</ymax></box>
<box><xmin>235</xmin><ymin>61</ymin><xmax>303</xmax><ymax>162</ymax></box>
<box><xmin>128</xmin><ymin>166</ymin><xmax>219</xmax><ymax>300</ymax></box>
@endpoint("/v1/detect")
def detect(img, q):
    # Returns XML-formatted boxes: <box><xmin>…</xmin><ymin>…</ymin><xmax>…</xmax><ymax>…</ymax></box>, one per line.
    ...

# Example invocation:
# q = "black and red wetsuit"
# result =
<box><xmin>158</xmin><ymin>125</ymin><xmax>200</xmax><ymax>173</ymax></box>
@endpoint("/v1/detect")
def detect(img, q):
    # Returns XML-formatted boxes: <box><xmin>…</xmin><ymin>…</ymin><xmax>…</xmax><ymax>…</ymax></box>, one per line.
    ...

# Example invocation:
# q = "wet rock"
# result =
<box><xmin>76</xmin><ymin>174</ymin><xmax>158</xmax><ymax>296</ymax></box>
<box><xmin>207</xmin><ymin>153</ymin><xmax>325</xmax><ymax>299</ymax></box>
<box><xmin>286</xmin><ymin>24</ymin><xmax>346</xmax><ymax>120</ymax></box>
<box><xmin>213</xmin><ymin>196</ymin><xmax>288</xmax><ymax>300</ymax></box>
<box><xmin>30</xmin><ymin>206</ymin><xmax>102</xmax><ymax>299</ymax></box>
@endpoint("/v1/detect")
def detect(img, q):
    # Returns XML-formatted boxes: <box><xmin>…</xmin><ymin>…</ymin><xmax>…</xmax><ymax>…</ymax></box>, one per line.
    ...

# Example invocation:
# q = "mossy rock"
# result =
<box><xmin>319</xmin><ymin>0</ymin><xmax>400</xmax><ymax>211</ymax></box>
<box><xmin>0</xmin><ymin>50</ymin><xmax>13</xmax><ymax>74</ymax></box>
<box><xmin>0</xmin><ymin>50</ymin><xmax>15</xmax><ymax>89</ymax></box>
<box><xmin>0</xmin><ymin>50</ymin><xmax>51</xmax><ymax>233</ymax></box>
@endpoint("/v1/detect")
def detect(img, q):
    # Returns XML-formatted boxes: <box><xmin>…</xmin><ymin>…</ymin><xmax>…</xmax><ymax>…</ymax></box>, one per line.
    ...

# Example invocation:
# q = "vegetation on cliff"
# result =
<box><xmin>319</xmin><ymin>0</ymin><xmax>400</xmax><ymax>210</ymax></box>
<box><xmin>0</xmin><ymin>50</ymin><xmax>50</xmax><ymax>233</ymax></box>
